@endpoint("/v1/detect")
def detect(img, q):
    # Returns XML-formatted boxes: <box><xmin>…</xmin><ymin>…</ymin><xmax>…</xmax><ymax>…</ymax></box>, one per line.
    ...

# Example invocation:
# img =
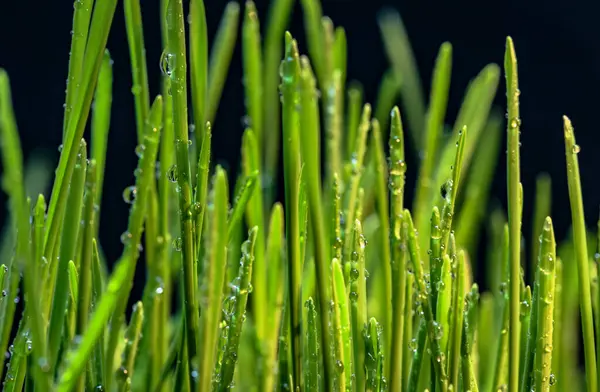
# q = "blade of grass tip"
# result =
<box><xmin>461</xmin><ymin>286</ymin><xmax>479</xmax><ymax>392</ymax></box>
<box><xmin>504</xmin><ymin>36</ymin><xmax>523</xmax><ymax>392</ymax></box>
<box><xmin>530</xmin><ymin>174</ymin><xmax>551</xmax><ymax>282</ymax></box>
<box><xmin>304</xmin><ymin>297</ymin><xmax>320</xmax><ymax>392</ymax></box>
<box><xmin>44</xmin><ymin>0</ymin><xmax>118</xmax><ymax>261</ymax></box>
<box><xmin>331</xmin><ymin>258</ymin><xmax>353</xmax><ymax>391</ymax></box>
<box><xmin>298</xmin><ymin>56</ymin><xmax>333</xmax><ymax>384</ymax></box>
<box><xmin>3</xmin><ymin>320</ymin><xmax>29</xmax><ymax>392</ymax></box>
<box><xmin>346</xmin><ymin>83</ymin><xmax>363</xmax><ymax>160</ymax></box>
<box><xmin>492</xmin><ymin>224</ymin><xmax>510</xmax><ymax>391</ymax></box>
<box><xmin>239</xmin><ymin>129</ymin><xmax>268</xmax><ymax>343</ymax></box>
<box><xmin>350</xmin><ymin>220</ymin><xmax>367</xmax><ymax>391</ymax></box>
<box><xmin>206</xmin><ymin>2</ymin><xmax>240</xmax><ymax>125</ymax></box>
<box><xmin>47</xmin><ymin>140</ymin><xmax>87</xmax><ymax>372</ymax></box>
<box><xmin>377</xmin><ymin>9</ymin><xmax>425</xmax><ymax>149</ymax></box>
<box><xmin>403</xmin><ymin>210</ymin><xmax>448</xmax><ymax>391</ymax></box>
<box><xmin>333</xmin><ymin>26</ymin><xmax>347</xmax><ymax>96</ymax></box>
<box><xmin>374</xmin><ymin>70</ymin><xmax>402</xmax><ymax>141</ymax></box>
<box><xmin>189</xmin><ymin>0</ymin><xmax>208</xmax><ymax>149</ymax></box>
<box><xmin>532</xmin><ymin>218</ymin><xmax>556</xmax><ymax>392</ymax></box>
<box><xmin>370</xmin><ymin>120</ymin><xmax>393</xmax><ymax>359</ymax></box>
<box><xmin>563</xmin><ymin>115</ymin><xmax>598</xmax><ymax>391</ymax></box>
<box><xmin>166</xmin><ymin>0</ymin><xmax>201</xmax><ymax>372</ymax></box>
<box><xmin>299</xmin><ymin>0</ymin><xmax>325</xmax><ymax>86</ymax></box>
<box><xmin>448</xmin><ymin>249</ymin><xmax>466</xmax><ymax>390</ymax></box>
<box><xmin>116</xmin><ymin>302</ymin><xmax>144</xmax><ymax>390</ymax></box>
<box><xmin>227</xmin><ymin>170</ymin><xmax>258</xmax><ymax>240</ymax></box>
<box><xmin>389</xmin><ymin>106</ymin><xmax>407</xmax><ymax>390</ymax></box>
<box><xmin>454</xmin><ymin>112</ymin><xmax>503</xmax><ymax>255</ymax></box>
<box><xmin>364</xmin><ymin>318</ymin><xmax>384</xmax><ymax>392</ymax></box>
<box><xmin>218</xmin><ymin>228</ymin><xmax>257</xmax><ymax>390</ymax></box>
<box><xmin>242</xmin><ymin>1</ymin><xmax>264</xmax><ymax>150</ymax></box>
<box><xmin>406</xmin><ymin>318</ymin><xmax>427</xmax><ymax>392</ymax></box>
<box><xmin>342</xmin><ymin>104</ymin><xmax>371</xmax><ymax>257</ymax></box>
<box><xmin>281</xmin><ymin>33</ymin><xmax>304</xmax><ymax>389</ymax></box>
<box><xmin>56</xmin><ymin>96</ymin><xmax>162</xmax><ymax>392</ymax></box>
<box><xmin>62</xmin><ymin>0</ymin><xmax>94</xmax><ymax>139</ymax></box>
<box><xmin>197</xmin><ymin>167</ymin><xmax>229</xmax><ymax>392</ymax></box>
<box><xmin>261</xmin><ymin>203</ymin><xmax>285</xmax><ymax>392</ymax></box>
<box><xmin>124</xmin><ymin>0</ymin><xmax>150</xmax><ymax>142</ymax></box>
<box><xmin>412</xmin><ymin>41</ymin><xmax>452</xmax><ymax>230</ymax></box>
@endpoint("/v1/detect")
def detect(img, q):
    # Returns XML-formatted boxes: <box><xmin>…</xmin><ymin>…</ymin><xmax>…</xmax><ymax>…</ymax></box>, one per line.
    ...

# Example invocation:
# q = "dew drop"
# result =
<box><xmin>572</xmin><ymin>144</ymin><xmax>581</xmax><ymax>154</ymax></box>
<box><xmin>120</xmin><ymin>231</ymin><xmax>132</xmax><ymax>245</ymax></box>
<box><xmin>172</xmin><ymin>237</ymin><xmax>183</xmax><ymax>251</ymax></box>
<box><xmin>122</xmin><ymin>186</ymin><xmax>137</xmax><ymax>204</ymax></box>
<box><xmin>167</xmin><ymin>165</ymin><xmax>178</xmax><ymax>183</ymax></box>
<box><xmin>135</xmin><ymin>144</ymin><xmax>145</xmax><ymax>158</ymax></box>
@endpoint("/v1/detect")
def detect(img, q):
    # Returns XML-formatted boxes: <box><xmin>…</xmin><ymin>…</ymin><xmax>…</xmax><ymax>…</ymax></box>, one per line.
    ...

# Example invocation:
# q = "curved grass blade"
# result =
<box><xmin>206</xmin><ymin>2</ymin><xmax>240</xmax><ymax>126</ymax></box>
<box><xmin>563</xmin><ymin>115</ymin><xmax>597</xmax><ymax>392</ymax></box>
<box><xmin>198</xmin><ymin>167</ymin><xmax>229</xmax><ymax>392</ymax></box>
<box><xmin>124</xmin><ymin>0</ymin><xmax>150</xmax><ymax>142</ymax></box>
<box><xmin>218</xmin><ymin>228</ymin><xmax>257</xmax><ymax>390</ymax></box>
<box><xmin>242</xmin><ymin>1</ymin><xmax>264</xmax><ymax>148</ymax></box>
<box><xmin>189</xmin><ymin>0</ymin><xmax>208</xmax><ymax>149</ymax></box>
<box><xmin>56</xmin><ymin>96</ymin><xmax>162</xmax><ymax>392</ymax></box>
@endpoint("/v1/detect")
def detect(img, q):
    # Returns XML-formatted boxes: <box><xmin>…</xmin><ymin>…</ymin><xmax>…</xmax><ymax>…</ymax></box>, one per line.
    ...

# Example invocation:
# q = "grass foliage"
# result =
<box><xmin>0</xmin><ymin>0</ymin><xmax>597</xmax><ymax>391</ymax></box>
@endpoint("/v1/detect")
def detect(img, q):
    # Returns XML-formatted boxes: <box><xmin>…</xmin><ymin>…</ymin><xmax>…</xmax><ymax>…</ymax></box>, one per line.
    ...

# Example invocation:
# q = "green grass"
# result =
<box><xmin>0</xmin><ymin>1</ymin><xmax>597</xmax><ymax>391</ymax></box>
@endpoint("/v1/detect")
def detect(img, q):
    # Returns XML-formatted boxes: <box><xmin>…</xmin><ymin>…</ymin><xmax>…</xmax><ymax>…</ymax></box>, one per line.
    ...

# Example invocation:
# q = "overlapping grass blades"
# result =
<box><xmin>0</xmin><ymin>0</ymin><xmax>597</xmax><ymax>391</ymax></box>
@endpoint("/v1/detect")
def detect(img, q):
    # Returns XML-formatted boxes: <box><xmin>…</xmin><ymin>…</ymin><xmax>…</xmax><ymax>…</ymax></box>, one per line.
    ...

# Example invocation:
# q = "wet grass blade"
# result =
<box><xmin>116</xmin><ymin>302</ymin><xmax>144</xmax><ymax>390</ymax></box>
<box><xmin>56</xmin><ymin>96</ymin><xmax>162</xmax><ymax>392</ymax></box>
<box><xmin>406</xmin><ymin>318</ymin><xmax>427</xmax><ymax>392</ymax></box>
<box><xmin>461</xmin><ymin>288</ymin><xmax>479</xmax><ymax>392</ymax></box>
<box><xmin>530</xmin><ymin>174</ymin><xmax>551</xmax><ymax>279</ymax></box>
<box><xmin>242</xmin><ymin>1</ymin><xmax>264</xmax><ymax>149</ymax></box>
<box><xmin>492</xmin><ymin>224</ymin><xmax>510</xmax><ymax>391</ymax></box>
<box><xmin>331</xmin><ymin>258</ymin><xmax>353</xmax><ymax>391</ymax></box>
<box><xmin>563</xmin><ymin>115</ymin><xmax>597</xmax><ymax>392</ymax></box>
<box><xmin>206</xmin><ymin>2</ymin><xmax>240</xmax><ymax>126</ymax></box>
<box><xmin>3</xmin><ymin>321</ymin><xmax>28</xmax><ymax>392</ymax></box>
<box><xmin>194</xmin><ymin>122</ymin><xmax>211</xmax><ymax>252</ymax></box>
<box><xmin>304</xmin><ymin>297</ymin><xmax>320</xmax><ymax>392</ymax></box>
<box><xmin>198</xmin><ymin>167</ymin><xmax>229</xmax><ymax>392</ymax></box>
<box><xmin>350</xmin><ymin>220</ymin><xmax>367</xmax><ymax>391</ymax></box>
<box><xmin>448</xmin><ymin>249</ymin><xmax>466</xmax><ymax>390</ymax></box>
<box><xmin>189</xmin><ymin>0</ymin><xmax>208</xmax><ymax>149</ymax></box>
<box><xmin>227</xmin><ymin>170</ymin><xmax>258</xmax><ymax>240</ymax></box>
<box><xmin>365</xmin><ymin>318</ymin><xmax>384</xmax><ymax>392</ymax></box>
<box><xmin>325</xmin><ymin>72</ymin><xmax>344</xmax><ymax>190</ymax></box>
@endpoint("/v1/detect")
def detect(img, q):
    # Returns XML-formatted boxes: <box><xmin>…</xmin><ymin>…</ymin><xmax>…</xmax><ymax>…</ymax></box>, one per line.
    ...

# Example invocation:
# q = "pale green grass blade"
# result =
<box><xmin>198</xmin><ymin>167</ymin><xmax>229</xmax><ymax>392</ymax></box>
<box><xmin>124</xmin><ymin>0</ymin><xmax>150</xmax><ymax>142</ymax></box>
<box><xmin>242</xmin><ymin>1</ymin><xmax>264</xmax><ymax>149</ymax></box>
<box><xmin>346</xmin><ymin>83</ymin><xmax>363</xmax><ymax>160</ymax></box>
<box><xmin>378</xmin><ymin>9</ymin><xmax>425</xmax><ymax>148</ymax></box>
<box><xmin>406</xmin><ymin>319</ymin><xmax>427</xmax><ymax>392</ymax></box>
<box><xmin>530</xmin><ymin>174</ymin><xmax>551</xmax><ymax>279</ymax></box>
<box><xmin>304</xmin><ymin>297</ymin><xmax>320</xmax><ymax>392</ymax></box>
<box><xmin>333</xmin><ymin>27</ymin><xmax>347</xmax><ymax>94</ymax></box>
<box><xmin>48</xmin><ymin>141</ymin><xmax>87</xmax><ymax>373</ymax></box>
<box><xmin>374</xmin><ymin>70</ymin><xmax>401</xmax><ymax>140</ymax></box>
<box><xmin>189</xmin><ymin>0</ymin><xmax>208</xmax><ymax>149</ymax></box>
<box><xmin>403</xmin><ymin>272</ymin><xmax>414</xmax><ymax>385</ymax></box>
<box><xmin>56</xmin><ymin>96</ymin><xmax>162</xmax><ymax>392</ymax></box>
<box><xmin>206</xmin><ymin>2</ymin><xmax>240</xmax><ymax>126</ymax></box>
<box><xmin>331</xmin><ymin>258</ymin><xmax>353</xmax><ymax>391</ymax></box>
<box><xmin>90</xmin><ymin>239</ymin><xmax>105</xmax><ymax>388</ymax></box>
<box><xmin>533</xmin><ymin>218</ymin><xmax>556</xmax><ymax>392</ymax></box>
<box><xmin>436</xmin><ymin>254</ymin><xmax>452</xmax><ymax>355</ymax></box>
<box><xmin>116</xmin><ymin>302</ymin><xmax>144</xmax><ymax>390</ymax></box>
<box><xmin>365</xmin><ymin>318</ymin><xmax>384</xmax><ymax>392</ymax></box>
<box><xmin>44</xmin><ymin>0</ymin><xmax>118</xmax><ymax>261</ymax></box>
<box><xmin>218</xmin><ymin>228</ymin><xmax>257</xmax><ymax>390</ymax></box>
<box><xmin>492</xmin><ymin>224</ymin><xmax>510</xmax><ymax>391</ymax></box>
<box><xmin>299</xmin><ymin>0</ymin><xmax>325</xmax><ymax>86</ymax></box>
<box><xmin>325</xmin><ymin>71</ymin><xmax>344</xmax><ymax>190</ymax></box>
<box><xmin>194</xmin><ymin>122</ymin><xmax>211</xmax><ymax>251</ymax></box>
<box><xmin>350</xmin><ymin>220</ymin><xmax>367</xmax><ymax>391</ymax></box>
<box><xmin>563</xmin><ymin>115</ymin><xmax>597</xmax><ymax>392</ymax></box>
<box><xmin>62</xmin><ymin>0</ymin><xmax>94</xmax><ymax>139</ymax></box>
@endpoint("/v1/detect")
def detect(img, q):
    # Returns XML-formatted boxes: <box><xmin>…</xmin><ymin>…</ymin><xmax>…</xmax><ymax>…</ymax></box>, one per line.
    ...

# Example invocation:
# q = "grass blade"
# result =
<box><xmin>189</xmin><ymin>0</ymin><xmax>208</xmax><ymax>149</ymax></box>
<box><xmin>227</xmin><ymin>170</ymin><xmax>258</xmax><ymax>240</ymax></box>
<box><xmin>331</xmin><ymin>258</ymin><xmax>353</xmax><ymax>391</ymax></box>
<box><xmin>116</xmin><ymin>302</ymin><xmax>144</xmax><ymax>390</ymax></box>
<box><xmin>304</xmin><ymin>297</ymin><xmax>320</xmax><ymax>392</ymax></box>
<box><xmin>350</xmin><ymin>220</ymin><xmax>367</xmax><ymax>391</ymax></box>
<box><xmin>374</xmin><ymin>70</ymin><xmax>401</xmax><ymax>141</ymax></box>
<box><xmin>530</xmin><ymin>174</ymin><xmax>552</xmax><ymax>280</ymax></box>
<box><xmin>345</xmin><ymin>83</ymin><xmax>363</xmax><ymax>160</ymax></box>
<box><xmin>242</xmin><ymin>1</ymin><xmax>264</xmax><ymax>149</ymax></box>
<box><xmin>563</xmin><ymin>115</ymin><xmax>597</xmax><ymax>392</ymax></box>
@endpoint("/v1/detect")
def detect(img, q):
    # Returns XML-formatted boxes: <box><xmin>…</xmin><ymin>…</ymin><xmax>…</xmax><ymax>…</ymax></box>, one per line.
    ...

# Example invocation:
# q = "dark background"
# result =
<box><xmin>0</xmin><ymin>0</ymin><xmax>599</xmax><ymax>279</ymax></box>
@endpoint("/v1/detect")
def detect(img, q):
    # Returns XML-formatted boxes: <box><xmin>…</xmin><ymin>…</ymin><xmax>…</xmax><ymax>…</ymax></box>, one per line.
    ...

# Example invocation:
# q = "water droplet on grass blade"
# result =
<box><xmin>120</xmin><ymin>231</ymin><xmax>132</xmax><ymax>245</ymax></box>
<box><xmin>135</xmin><ymin>144</ymin><xmax>145</xmax><ymax>158</ymax></box>
<box><xmin>167</xmin><ymin>165</ymin><xmax>178</xmax><ymax>182</ymax></box>
<box><xmin>172</xmin><ymin>237</ymin><xmax>182</xmax><ymax>251</ymax></box>
<box><xmin>159</xmin><ymin>50</ymin><xmax>173</xmax><ymax>76</ymax></box>
<box><xmin>122</xmin><ymin>186</ymin><xmax>137</xmax><ymax>204</ymax></box>
<box><xmin>572</xmin><ymin>144</ymin><xmax>581</xmax><ymax>154</ymax></box>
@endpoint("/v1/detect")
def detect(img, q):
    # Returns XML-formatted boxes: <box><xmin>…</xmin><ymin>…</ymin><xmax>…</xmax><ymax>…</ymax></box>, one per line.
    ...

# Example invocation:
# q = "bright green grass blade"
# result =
<box><xmin>504</xmin><ymin>36</ymin><xmax>523</xmax><ymax>392</ymax></box>
<box><xmin>262</xmin><ymin>0</ymin><xmax>294</xmax><ymax>196</ymax></box>
<box><xmin>454</xmin><ymin>112</ymin><xmax>502</xmax><ymax>255</ymax></box>
<box><xmin>364</xmin><ymin>318</ymin><xmax>384</xmax><ymax>392</ymax></box>
<box><xmin>193</xmin><ymin>122</ymin><xmax>211</xmax><ymax>251</ymax></box>
<box><xmin>189</xmin><ymin>0</ymin><xmax>208</xmax><ymax>149</ymax></box>
<box><xmin>299</xmin><ymin>0</ymin><xmax>325</xmax><ymax>86</ymax></box>
<box><xmin>325</xmin><ymin>71</ymin><xmax>345</xmax><ymax>191</ymax></box>
<box><xmin>563</xmin><ymin>115</ymin><xmax>597</xmax><ymax>392</ymax></box>
<box><xmin>374</xmin><ymin>70</ymin><xmax>401</xmax><ymax>141</ymax></box>
<box><xmin>461</xmin><ymin>286</ymin><xmax>479</xmax><ymax>392</ymax></box>
<box><xmin>521</xmin><ymin>254</ymin><xmax>544</xmax><ymax>391</ymax></box>
<box><xmin>533</xmin><ymin>218</ymin><xmax>556</xmax><ymax>392</ymax></box>
<box><xmin>206</xmin><ymin>2</ymin><xmax>240</xmax><ymax>126</ymax></box>
<box><xmin>124</xmin><ymin>0</ymin><xmax>150</xmax><ymax>142</ymax></box>
<box><xmin>406</xmin><ymin>318</ymin><xmax>427</xmax><ymax>392</ymax></box>
<box><xmin>56</xmin><ymin>96</ymin><xmax>162</xmax><ymax>392</ymax></box>
<box><xmin>198</xmin><ymin>167</ymin><xmax>229</xmax><ymax>392</ymax></box>
<box><xmin>3</xmin><ymin>320</ymin><xmax>28</xmax><ymax>392</ymax></box>
<box><xmin>68</xmin><ymin>259</ymin><xmax>79</xmax><ymax>306</ymax></box>
<box><xmin>62</xmin><ymin>0</ymin><xmax>94</xmax><ymax>139</ymax></box>
<box><xmin>413</xmin><ymin>43</ymin><xmax>452</xmax><ymax>232</ymax></box>
<box><xmin>304</xmin><ymin>297</ymin><xmax>320</xmax><ymax>392</ymax></box>
<box><xmin>242</xmin><ymin>1</ymin><xmax>264</xmax><ymax>150</ymax></box>
<box><xmin>333</xmin><ymin>26</ymin><xmax>347</xmax><ymax>90</ymax></box>
<box><xmin>346</xmin><ymin>83</ymin><xmax>363</xmax><ymax>160</ymax></box>
<box><xmin>261</xmin><ymin>203</ymin><xmax>285</xmax><ymax>392</ymax></box>
<box><xmin>240</xmin><ymin>129</ymin><xmax>267</xmax><ymax>343</ymax></box>
<box><xmin>448</xmin><ymin>249</ymin><xmax>466</xmax><ymax>390</ymax></box>
<box><xmin>403</xmin><ymin>271</ymin><xmax>414</xmax><ymax>385</ymax></box>
<box><xmin>227</xmin><ymin>170</ymin><xmax>258</xmax><ymax>240</ymax></box>
<box><xmin>370</xmin><ymin>120</ymin><xmax>392</xmax><ymax>356</ymax></box>
<box><xmin>116</xmin><ymin>301</ymin><xmax>144</xmax><ymax>391</ymax></box>
<box><xmin>492</xmin><ymin>224</ymin><xmax>510</xmax><ymax>391</ymax></box>
<box><xmin>44</xmin><ymin>0</ymin><xmax>118</xmax><ymax>261</ymax></box>
<box><xmin>403</xmin><ymin>210</ymin><xmax>448</xmax><ymax>391</ymax></box>
<box><xmin>281</xmin><ymin>33</ymin><xmax>304</xmax><ymax>389</ymax></box>
<box><xmin>218</xmin><ymin>228</ymin><xmax>257</xmax><ymax>391</ymax></box>
<box><xmin>530</xmin><ymin>174</ymin><xmax>551</xmax><ymax>279</ymax></box>
<box><xmin>48</xmin><ymin>140</ymin><xmax>87</xmax><ymax>372</ymax></box>
<box><xmin>436</xmin><ymin>254</ymin><xmax>452</xmax><ymax>356</ymax></box>
<box><xmin>350</xmin><ymin>220</ymin><xmax>367</xmax><ymax>391</ymax></box>
<box><xmin>90</xmin><ymin>239</ymin><xmax>105</xmax><ymax>388</ymax></box>
<box><xmin>331</xmin><ymin>258</ymin><xmax>353</xmax><ymax>391</ymax></box>
<box><xmin>166</xmin><ymin>0</ymin><xmax>200</xmax><ymax>371</ymax></box>
<box><xmin>378</xmin><ymin>9</ymin><xmax>425</xmax><ymax>148</ymax></box>
<box><xmin>477</xmin><ymin>293</ymin><xmax>496</xmax><ymax>390</ymax></box>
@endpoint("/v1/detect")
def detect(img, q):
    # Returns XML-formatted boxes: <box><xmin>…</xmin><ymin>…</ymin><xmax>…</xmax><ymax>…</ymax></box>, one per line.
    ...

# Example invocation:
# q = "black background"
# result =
<box><xmin>0</xmin><ymin>0</ymin><xmax>599</xmax><ymax>284</ymax></box>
